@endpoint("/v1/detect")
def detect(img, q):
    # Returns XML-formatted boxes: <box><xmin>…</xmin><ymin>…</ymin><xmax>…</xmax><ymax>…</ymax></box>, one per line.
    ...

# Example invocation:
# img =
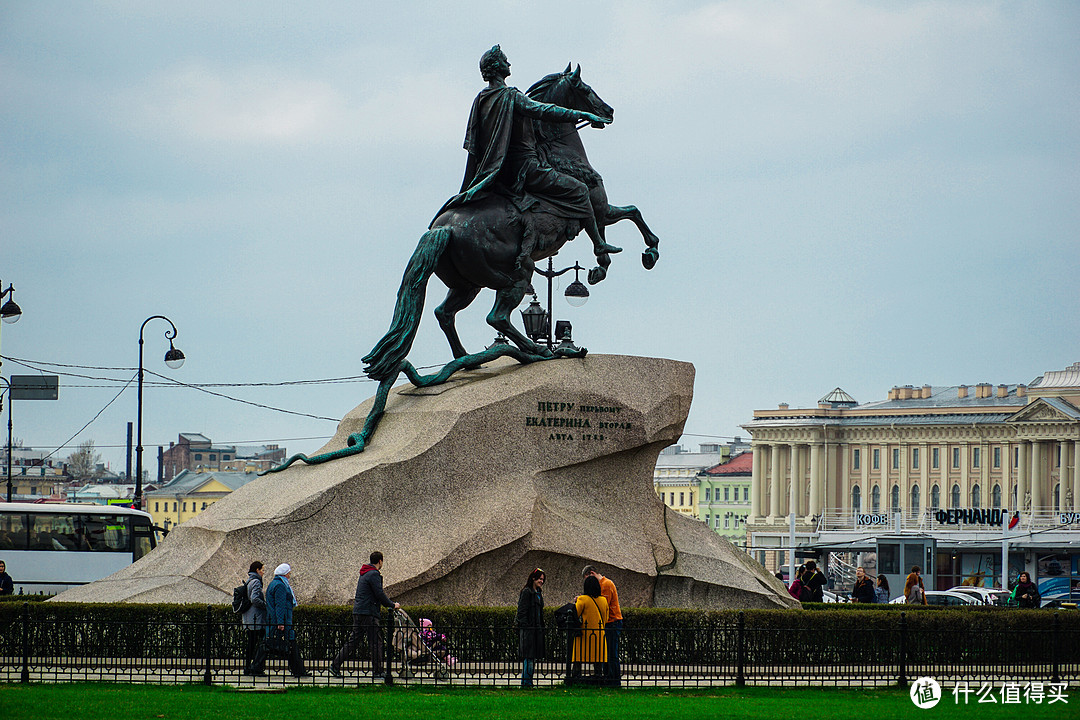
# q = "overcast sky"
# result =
<box><xmin>2</xmin><ymin>1</ymin><xmax>1078</xmax><ymax>474</ymax></box>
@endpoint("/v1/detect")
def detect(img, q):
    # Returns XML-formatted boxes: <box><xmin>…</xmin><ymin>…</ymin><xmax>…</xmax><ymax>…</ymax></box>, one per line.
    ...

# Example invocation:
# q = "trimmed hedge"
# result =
<box><xmin>0</xmin><ymin>602</ymin><xmax>1074</xmax><ymax>667</ymax></box>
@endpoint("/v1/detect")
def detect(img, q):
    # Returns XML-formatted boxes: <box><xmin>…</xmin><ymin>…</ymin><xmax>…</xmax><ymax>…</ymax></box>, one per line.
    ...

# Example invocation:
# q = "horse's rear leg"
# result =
<box><xmin>605</xmin><ymin>203</ymin><xmax>660</xmax><ymax>269</ymax></box>
<box><xmin>434</xmin><ymin>286</ymin><xmax>481</xmax><ymax>359</ymax></box>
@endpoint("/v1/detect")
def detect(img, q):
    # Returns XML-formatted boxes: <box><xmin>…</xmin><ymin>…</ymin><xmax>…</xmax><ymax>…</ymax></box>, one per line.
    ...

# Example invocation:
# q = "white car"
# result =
<box><xmin>889</xmin><ymin>590</ymin><xmax>982</xmax><ymax>607</ymax></box>
<box><xmin>947</xmin><ymin>586</ymin><xmax>1009</xmax><ymax>606</ymax></box>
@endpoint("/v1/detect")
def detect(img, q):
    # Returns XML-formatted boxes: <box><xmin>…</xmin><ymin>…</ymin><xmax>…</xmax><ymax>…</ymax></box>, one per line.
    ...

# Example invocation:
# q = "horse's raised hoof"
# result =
<box><xmin>588</xmin><ymin>266</ymin><xmax>607</xmax><ymax>285</ymax></box>
<box><xmin>642</xmin><ymin>247</ymin><xmax>659</xmax><ymax>270</ymax></box>
<box><xmin>596</xmin><ymin>242</ymin><xmax>622</xmax><ymax>255</ymax></box>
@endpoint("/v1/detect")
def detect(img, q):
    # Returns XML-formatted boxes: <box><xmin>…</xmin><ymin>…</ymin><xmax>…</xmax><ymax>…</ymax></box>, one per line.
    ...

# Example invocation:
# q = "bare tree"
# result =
<box><xmin>68</xmin><ymin>439</ymin><xmax>102</xmax><ymax>481</ymax></box>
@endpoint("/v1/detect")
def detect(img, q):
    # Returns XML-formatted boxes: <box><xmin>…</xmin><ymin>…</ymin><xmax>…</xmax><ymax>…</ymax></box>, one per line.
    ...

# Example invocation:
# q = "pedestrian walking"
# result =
<box><xmin>241</xmin><ymin>560</ymin><xmax>267</xmax><ymax>675</ymax></box>
<box><xmin>330</xmin><ymin>551</ymin><xmax>400</xmax><ymax>678</ymax></box>
<box><xmin>250</xmin><ymin>563</ymin><xmax>309</xmax><ymax>677</ymax></box>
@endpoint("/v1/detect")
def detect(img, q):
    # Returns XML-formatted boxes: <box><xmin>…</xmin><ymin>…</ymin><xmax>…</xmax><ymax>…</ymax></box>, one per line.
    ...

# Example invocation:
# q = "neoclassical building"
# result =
<box><xmin>742</xmin><ymin>362</ymin><xmax>1080</xmax><ymax>594</ymax></box>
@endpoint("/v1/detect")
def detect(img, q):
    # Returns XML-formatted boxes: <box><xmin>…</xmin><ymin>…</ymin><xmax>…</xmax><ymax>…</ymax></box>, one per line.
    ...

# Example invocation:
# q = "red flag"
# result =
<box><xmin>1008</xmin><ymin>512</ymin><xmax>1019</xmax><ymax>530</ymax></box>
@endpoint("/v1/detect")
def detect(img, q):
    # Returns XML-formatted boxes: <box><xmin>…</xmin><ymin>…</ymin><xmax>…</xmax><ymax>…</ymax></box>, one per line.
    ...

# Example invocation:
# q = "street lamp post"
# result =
<box><xmin>0</xmin><ymin>282</ymin><xmax>21</xmax><ymax>324</ymax></box>
<box><xmin>524</xmin><ymin>258</ymin><xmax>589</xmax><ymax>349</ymax></box>
<box><xmin>1</xmin><ymin>279</ymin><xmax>21</xmax><ymax>503</ymax></box>
<box><xmin>1</xmin><ymin>377</ymin><xmax>11</xmax><ymax>503</ymax></box>
<box><xmin>136</xmin><ymin>316</ymin><xmax>185</xmax><ymax>511</ymax></box>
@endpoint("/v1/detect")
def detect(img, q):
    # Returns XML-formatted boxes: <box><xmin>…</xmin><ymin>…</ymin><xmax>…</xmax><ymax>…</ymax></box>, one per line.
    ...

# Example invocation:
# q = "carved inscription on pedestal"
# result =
<box><xmin>525</xmin><ymin>399</ymin><xmax>632</xmax><ymax>442</ymax></box>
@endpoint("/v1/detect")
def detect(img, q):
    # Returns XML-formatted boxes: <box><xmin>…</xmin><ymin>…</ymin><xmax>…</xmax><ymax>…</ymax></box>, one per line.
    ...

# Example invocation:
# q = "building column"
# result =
<box><xmin>788</xmin><ymin>444</ymin><xmax>800</xmax><ymax>517</ymax></box>
<box><xmin>750</xmin><ymin>444</ymin><xmax>764</xmax><ymax>518</ymax></box>
<box><xmin>1016</xmin><ymin>441</ymin><xmax>1028</xmax><ymax>513</ymax></box>
<box><xmin>769</xmin><ymin>443</ymin><xmax>782</xmax><ymax>519</ymax></box>
<box><xmin>898</xmin><ymin>442</ymin><xmax>908</xmax><ymax>515</ymax></box>
<box><xmin>920</xmin><ymin>442</ymin><xmax>929</xmax><ymax>513</ymax></box>
<box><xmin>839</xmin><ymin>443</ymin><xmax>850</xmax><ymax>515</ymax></box>
<box><xmin>1072</xmin><ymin>440</ymin><xmax>1080</xmax><ymax>512</ymax></box>
<box><xmin>809</xmin><ymin>442</ymin><xmax>823</xmax><ymax>518</ymax></box>
<box><xmin>959</xmin><ymin>442</ymin><xmax>969</xmax><ymax>508</ymax></box>
<box><xmin>1032</xmin><ymin>441</ymin><xmax>1044</xmax><ymax>513</ymax></box>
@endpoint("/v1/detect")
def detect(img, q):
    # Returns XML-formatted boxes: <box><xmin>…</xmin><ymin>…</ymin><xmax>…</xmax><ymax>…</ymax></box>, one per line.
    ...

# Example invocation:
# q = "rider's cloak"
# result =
<box><xmin>432</xmin><ymin>84</ymin><xmax>582</xmax><ymax>225</ymax></box>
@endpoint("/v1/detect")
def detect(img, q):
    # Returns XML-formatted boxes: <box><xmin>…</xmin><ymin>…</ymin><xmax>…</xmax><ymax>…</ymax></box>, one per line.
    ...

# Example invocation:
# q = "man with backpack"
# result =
<box><xmin>236</xmin><ymin>561</ymin><xmax>267</xmax><ymax>675</ymax></box>
<box><xmin>803</xmin><ymin>560</ymin><xmax>827</xmax><ymax>603</ymax></box>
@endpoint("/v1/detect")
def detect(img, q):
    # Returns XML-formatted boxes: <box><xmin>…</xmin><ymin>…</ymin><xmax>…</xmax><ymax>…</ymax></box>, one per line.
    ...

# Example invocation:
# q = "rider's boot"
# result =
<box><xmin>583</xmin><ymin>215</ymin><xmax>621</xmax><ymax>256</ymax></box>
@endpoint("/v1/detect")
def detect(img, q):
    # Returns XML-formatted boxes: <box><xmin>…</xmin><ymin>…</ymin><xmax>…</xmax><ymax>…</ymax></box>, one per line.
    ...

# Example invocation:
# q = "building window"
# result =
<box><xmin>993</xmin><ymin>447</ymin><xmax>1001</xmax><ymax>469</ymax></box>
<box><xmin>1054</xmin><ymin>484</ymin><xmax>1060</xmax><ymax>512</ymax></box>
<box><xmin>972</xmin><ymin>484</ymin><xmax>981</xmax><ymax>508</ymax></box>
<box><xmin>704</xmin><ymin>488</ymin><xmax>711</xmax><ymax>502</ymax></box>
<box><xmin>724</xmin><ymin>516</ymin><xmax>730</xmax><ymax>529</ymax></box>
<box><xmin>892</xmin><ymin>449</ymin><xmax>900</xmax><ymax>470</ymax></box>
<box><xmin>209</xmin><ymin>454</ymin><xmax>216</xmax><ymax>462</ymax></box>
<box><xmin>992</xmin><ymin>484</ymin><xmax>1001</xmax><ymax>508</ymax></box>
<box><xmin>714</xmin><ymin>516</ymin><xmax>720</xmax><ymax>528</ymax></box>
<box><xmin>1013</xmin><ymin>447</ymin><xmax>1019</xmax><ymax>468</ymax></box>
<box><xmin>724</xmin><ymin>487</ymin><xmax>730</xmax><ymax>502</ymax></box>
<box><xmin>931</xmin><ymin>485</ymin><xmax>940</xmax><ymax>510</ymax></box>
<box><xmin>1056</xmin><ymin>446</ymin><xmax>1062</xmax><ymax>467</ymax></box>
<box><xmin>890</xmin><ymin>485</ymin><xmax>900</xmax><ymax>512</ymax></box>
<box><xmin>852</xmin><ymin>485</ymin><xmax>861</xmax><ymax>513</ymax></box>
<box><xmin>952</xmin><ymin>448</ymin><xmax>960</xmax><ymax>469</ymax></box>
<box><xmin>155</xmin><ymin>502</ymin><xmax>159</xmax><ymax>512</ymax></box>
<box><xmin>951</xmin><ymin>484</ymin><xmax>960</xmax><ymax>508</ymax></box>
<box><xmin>679</xmin><ymin>492</ymin><xmax>684</xmax><ymax>506</ymax></box>
<box><xmin>871</xmin><ymin>486</ymin><xmax>880</xmax><ymax>512</ymax></box>
<box><xmin>201</xmin><ymin>502</ymin><xmax>207</xmax><ymax>510</ymax></box>
<box><xmin>194</xmin><ymin>454</ymin><xmax>202</xmax><ymax>461</ymax></box>
<box><xmin>872</xmin><ymin>449</ymin><xmax>880</xmax><ymax>470</ymax></box>
<box><xmin>689</xmin><ymin>492</ymin><xmax>694</xmax><ymax>506</ymax></box>
<box><xmin>932</xmin><ymin>447</ymin><xmax>940</xmax><ymax>469</ymax></box>
<box><xmin>912</xmin><ymin>448</ymin><xmax>919</xmax><ymax>470</ymax></box>
<box><xmin>911</xmin><ymin>485</ymin><xmax>920</xmax><ymax>515</ymax></box>
<box><xmin>972</xmin><ymin>448</ymin><xmax>981</xmax><ymax>468</ymax></box>
<box><xmin>853</xmin><ymin>448</ymin><xmax>860</xmax><ymax>470</ymax></box>
<box><xmin>182</xmin><ymin>502</ymin><xmax>187</xmax><ymax>512</ymax></box>
<box><xmin>173</xmin><ymin>502</ymin><xmax>177</xmax><ymax>512</ymax></box>
<box><xmin>743</xmin><ymin>488</ymin><xmax>749</xmax><ymax>502</ymax></box>
<box><xmin>224</xmin><ymin>455</ymin><xmax>231</xmax><ymax>461</ymax></box>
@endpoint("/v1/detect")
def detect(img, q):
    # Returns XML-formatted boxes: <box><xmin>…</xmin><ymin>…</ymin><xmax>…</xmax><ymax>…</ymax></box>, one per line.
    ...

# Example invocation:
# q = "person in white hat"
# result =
<box><xmin>250</xmin><ymin>562</ymin><xmax>309</xmax><ymax>678</ymax></box>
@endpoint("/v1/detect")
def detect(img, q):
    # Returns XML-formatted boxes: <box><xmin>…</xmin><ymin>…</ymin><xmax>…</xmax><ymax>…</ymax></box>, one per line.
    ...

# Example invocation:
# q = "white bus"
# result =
<box><xmin>0</xmin><ymin>502</ymin><xmax>159</xmax><ymax>595</ymax></box>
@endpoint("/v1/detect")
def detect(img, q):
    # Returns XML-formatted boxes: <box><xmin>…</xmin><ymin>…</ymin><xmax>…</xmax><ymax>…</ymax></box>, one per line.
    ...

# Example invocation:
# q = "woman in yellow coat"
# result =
<box><xmin>571</xmin><ymin>575</ymin><xmax>609</xmax><ymax>680</ymax></box>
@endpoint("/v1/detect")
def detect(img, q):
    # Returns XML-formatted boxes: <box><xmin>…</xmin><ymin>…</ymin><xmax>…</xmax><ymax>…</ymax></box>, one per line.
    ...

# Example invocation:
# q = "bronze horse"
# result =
<box><xmin>265</xmin><ymin>66</ymin><xmax>659</xmax><ymax>470</ymax></box>
<box><xmin>363</xmin><ymin>65</ymin><xmax>660</xmax><ymax>381</ymax></box>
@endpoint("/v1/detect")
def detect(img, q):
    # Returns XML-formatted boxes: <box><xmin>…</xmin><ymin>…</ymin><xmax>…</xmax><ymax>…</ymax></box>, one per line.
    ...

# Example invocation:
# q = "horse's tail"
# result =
<box><xmin>362</xmin><ymin>226</ymin><xmax>452</xmax><ymax>380</ymax></box>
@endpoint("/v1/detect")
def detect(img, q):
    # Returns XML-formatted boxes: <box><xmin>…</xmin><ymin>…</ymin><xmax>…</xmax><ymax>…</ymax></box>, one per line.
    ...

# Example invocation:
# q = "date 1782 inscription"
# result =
<box><xmin>525</xmin><ymin>400</ymin><xmax>632</xmax><ymax>442</ymax></box>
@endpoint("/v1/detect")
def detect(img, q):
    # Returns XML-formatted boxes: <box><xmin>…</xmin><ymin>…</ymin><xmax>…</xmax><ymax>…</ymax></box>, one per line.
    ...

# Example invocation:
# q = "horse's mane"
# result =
<box><xmin>526</xmin><ymin>72</ymin><xmax>563</xmax><ymax>102</ymax></box>
<box><xmin>526</xmin><ymin>71</ymin><xmax>574</xmax><ymax>146</ymax></box>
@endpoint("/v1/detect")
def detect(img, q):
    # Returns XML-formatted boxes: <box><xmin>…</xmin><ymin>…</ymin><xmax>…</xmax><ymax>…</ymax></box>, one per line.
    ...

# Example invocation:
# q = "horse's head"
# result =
<box><xmin>527</xmin><ymin>64</ymin><xmax>613</xmax><ymax>123</ymax></box>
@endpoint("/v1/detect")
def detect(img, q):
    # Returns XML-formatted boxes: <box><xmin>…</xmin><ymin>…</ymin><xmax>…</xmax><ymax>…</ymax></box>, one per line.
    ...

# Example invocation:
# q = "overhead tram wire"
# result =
<box><xmin>36</xmin><ymin>372</ymin><xmax>137</xmax><ymax>463</ymax></box>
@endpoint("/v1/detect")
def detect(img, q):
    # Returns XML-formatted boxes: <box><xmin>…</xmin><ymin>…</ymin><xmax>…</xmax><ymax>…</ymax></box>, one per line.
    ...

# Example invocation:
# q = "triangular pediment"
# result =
<box><xmin>1007</xmin><ymin>397</ymin><xmax>1080</xmax><ymax>423</ymax></box>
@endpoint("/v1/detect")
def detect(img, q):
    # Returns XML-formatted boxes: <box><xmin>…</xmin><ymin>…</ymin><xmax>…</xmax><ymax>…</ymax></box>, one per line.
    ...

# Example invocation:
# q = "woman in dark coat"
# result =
<box><xmin>1011</xmin><ymin>571</ymin><xmax>1041</xmax><ymax>609</ymax></box>
<box><xmin>515</xmin><ymin>568</ymin><xmax>545</xmax><ymax>687</ymax></box>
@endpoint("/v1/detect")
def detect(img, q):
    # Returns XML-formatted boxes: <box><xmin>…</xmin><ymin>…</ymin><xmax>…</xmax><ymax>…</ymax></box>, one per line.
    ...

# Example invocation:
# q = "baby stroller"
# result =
<box><xmin>392</xmin><ymin>609</ymin><xmax>455</xmax><ymax>680</ymax></box>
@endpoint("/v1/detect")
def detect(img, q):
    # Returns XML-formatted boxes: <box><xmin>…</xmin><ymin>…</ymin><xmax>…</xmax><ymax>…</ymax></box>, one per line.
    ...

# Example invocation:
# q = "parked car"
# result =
<box><xmin>947</xmin><ymin>586</ymin><xmax>1009</xmax><ymax>606</ymax></box>
<box><xmin>889</xmin><ymin>590</ymin><xmax>982</xmax><ymax>607</ymax></box>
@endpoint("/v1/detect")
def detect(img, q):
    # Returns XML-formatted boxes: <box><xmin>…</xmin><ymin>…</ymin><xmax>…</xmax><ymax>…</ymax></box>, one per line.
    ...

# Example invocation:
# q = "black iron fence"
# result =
<box><xmin>0</xmin><ymin>603</ymin><xmax>1076</xmax><ymax>688</ymax></box>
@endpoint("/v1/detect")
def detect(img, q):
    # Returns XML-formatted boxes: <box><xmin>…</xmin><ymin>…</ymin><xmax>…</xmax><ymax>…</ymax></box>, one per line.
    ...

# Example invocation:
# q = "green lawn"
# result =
<box><xmin>0</xmin><ymin>683</ymin><xmax>1073</xmax><ymax>720</ymax></box>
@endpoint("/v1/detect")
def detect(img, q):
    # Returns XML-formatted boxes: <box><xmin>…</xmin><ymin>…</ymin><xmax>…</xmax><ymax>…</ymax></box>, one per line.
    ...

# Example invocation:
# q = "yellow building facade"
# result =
<box><xmin>145</xmin><ymin>470</ymin><xmax>258</xmax><ymax>531</ymax></box>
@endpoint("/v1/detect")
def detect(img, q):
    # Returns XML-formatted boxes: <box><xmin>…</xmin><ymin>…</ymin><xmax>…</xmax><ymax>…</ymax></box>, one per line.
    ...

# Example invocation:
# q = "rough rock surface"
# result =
<box><xmin>53</xmin><ymin>355</ymin><xmax>795</xmax><ymax>609</ymax></box>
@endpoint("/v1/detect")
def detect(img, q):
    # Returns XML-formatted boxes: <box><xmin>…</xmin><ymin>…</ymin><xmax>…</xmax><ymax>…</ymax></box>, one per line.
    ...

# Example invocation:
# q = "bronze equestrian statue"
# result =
<box><xmin>267</xmin><ymin>46</ymin><xmax>659</xmax><ymax>472</ymax></box>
